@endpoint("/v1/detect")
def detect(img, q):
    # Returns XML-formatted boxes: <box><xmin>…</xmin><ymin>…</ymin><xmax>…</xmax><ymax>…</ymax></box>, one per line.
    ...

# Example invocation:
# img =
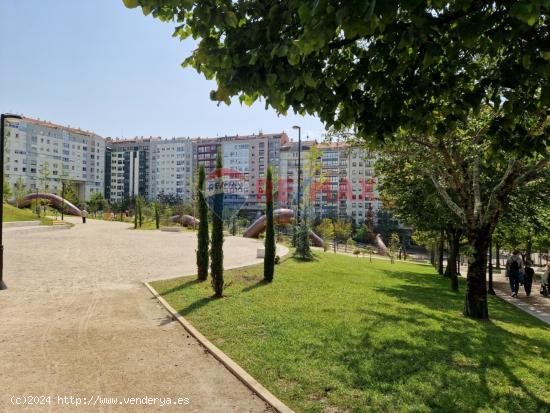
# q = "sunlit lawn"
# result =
<box><xmin>3</xmin><ymin>203</ymin><xmax>52</xmax><ymax>225</ymax></box>
<box><xmin>151</xmin><ymin>253</ymin><xmax>550</xmax><ymax>413</ymax></box>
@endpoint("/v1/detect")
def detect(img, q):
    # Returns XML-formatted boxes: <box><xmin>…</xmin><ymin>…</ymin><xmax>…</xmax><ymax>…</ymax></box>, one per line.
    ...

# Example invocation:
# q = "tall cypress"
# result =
<box><xmin>196</xmin><ymin>165</ymin><xmax>209</xmax><ymax>281</ymax></box>
<box><xmin>210</xmin><ymin>153</ymin><xmax>224</xmax><ymax>297</ymax></box>
<box><xmin>264</xmin><ymin>167</ymin><xmax>275</xmax><ymax>282</ymax></box>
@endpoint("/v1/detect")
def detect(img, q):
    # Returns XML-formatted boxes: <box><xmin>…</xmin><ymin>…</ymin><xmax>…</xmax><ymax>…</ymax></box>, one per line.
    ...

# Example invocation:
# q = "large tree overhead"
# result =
<box><xmin>127</xmin><ymin>0</ymin><xmax>548</xmax><ymax>150</ymax></box>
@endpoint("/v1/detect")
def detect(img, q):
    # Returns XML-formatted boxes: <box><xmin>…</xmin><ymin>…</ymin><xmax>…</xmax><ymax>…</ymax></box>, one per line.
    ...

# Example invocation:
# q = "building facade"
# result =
<box><xmin>3</xmin><ymin>116</ymin><xmax>380</xmax><ymax>223</ymax></box>
<box><xmin>4</xmin><ymin>117</ymin><xmax>105</xmax><ymax>201</ymax></box>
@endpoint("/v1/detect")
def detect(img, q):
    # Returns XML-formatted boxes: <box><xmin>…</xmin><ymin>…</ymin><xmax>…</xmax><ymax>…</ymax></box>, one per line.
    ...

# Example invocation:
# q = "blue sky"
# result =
<box><xmin>0</xmin><ymin>0</ymin><xmax>324</xmax><ymax>140</ymax></box>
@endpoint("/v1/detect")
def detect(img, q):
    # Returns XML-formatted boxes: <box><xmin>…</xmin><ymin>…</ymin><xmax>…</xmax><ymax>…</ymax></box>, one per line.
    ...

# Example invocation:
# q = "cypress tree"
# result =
<box><xmin>134</xmin><ymin>197</ymin><xmax>138</xmax><ymax>229</ymax></box>
<box><xmin>210</xmin><ymin>153</ymin><xmax>224</xmax><ymax>297</ymax></box>
<box><xmin>196</xmin><ymin>165</ymin><xmax>209</xmax><ymax>281</ymax></box>
<box><xmin>153</xmin><ymin>201</ymin><xmax>160</xmax><ymax>229</ymax></box>
<box><xmin>138</xmin><ymin>196</ymin><xmax>143</xmax><ymax>228</ymax></box>
<box><xmin>264</xmin><ymin>167</ymin><xmax>275</xmax><ymax>282</ymax></box>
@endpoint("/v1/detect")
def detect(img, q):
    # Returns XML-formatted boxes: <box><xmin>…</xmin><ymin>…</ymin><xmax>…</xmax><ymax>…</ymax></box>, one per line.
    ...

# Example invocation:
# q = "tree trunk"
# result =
<box><xmin>444</xmin><ymin>229</ymin><xmax>459</xmax><ymax>291</ymax></box>
<box><xmin>438</xmin><ymin>230</ymin><xmax>445</xmax><ymax>275</ymax></box>
<box><xmin>495</xmin><ymin>241</ymin><xmax>500</xmax><ymax>269</ymax></box>
<box><xmin>430</xmin><ymin>245</ymin><xmax>435</xmax><ymax>266</ymax></box>
<box><xmin>526</xmin><ymin>233</ymin><xmax>532</xmax><ymax>264</ymax></box>
<box><xmin>464</xmin><ymin>228</ymin><xmax>490</xmax><ymax>319</ymax></box>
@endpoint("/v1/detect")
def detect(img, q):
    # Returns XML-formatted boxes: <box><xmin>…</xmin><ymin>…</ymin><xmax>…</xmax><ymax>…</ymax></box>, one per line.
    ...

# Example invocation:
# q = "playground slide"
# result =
<box><xmin>170</xmin><ymin>214</ymin><xmax>200</xmax><ymax>228</ymax></box>
<box><xmin>9</xmin><ymin>193</ymin><xmax>82</xmax><ymax>216</ymax></box>
<box><xmin>375</xmin><ymin>234</ymin><xmax>387</xmax><ymax>255</ymax></box>
<box><xmin>243</xmin><ymin>208</ymin><xmax>324</xmax><ymax>248</ymax></box>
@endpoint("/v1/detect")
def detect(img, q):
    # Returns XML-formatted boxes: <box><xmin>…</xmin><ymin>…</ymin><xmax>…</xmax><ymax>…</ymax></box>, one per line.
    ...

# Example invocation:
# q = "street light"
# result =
<box><xmin>1</xmin><ymin>113</ymin><xmax>22</xmax><ymax>290</ymax></box>
<box><xmin>292</xmin><ymin>125</ymin><xmax>301</xmax><ymax>225</ymax></box>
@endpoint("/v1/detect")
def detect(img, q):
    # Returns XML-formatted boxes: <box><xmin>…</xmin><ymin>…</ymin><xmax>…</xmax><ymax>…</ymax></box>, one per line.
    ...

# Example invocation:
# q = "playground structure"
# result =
<box><xmin>243</xmin><ymin>208</ymin><xmax>324</xmax><ymax>248</ymax></box>
<box><xmin>170</xmin><ymin>215</ymin><xmax>200</xmax><ymax>228</ymax></box>
<box><xmin>375</xmin><ymin>234</ymin><xmax>388</xmax><ymax>255</ymax></box>
<box><xmin>9</xmin><ymin>193</ymin><xmax>82</xmax><ymax>216</ymax></box>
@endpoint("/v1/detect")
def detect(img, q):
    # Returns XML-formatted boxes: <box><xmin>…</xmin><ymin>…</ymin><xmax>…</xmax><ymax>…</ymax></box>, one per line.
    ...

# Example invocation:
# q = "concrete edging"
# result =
<box><xmin>143</xmin><ymin>281</ymin><xmax>294</xmax><ymax>413</ymax></box>
<box><xmin>3</xmin><ymin>220</ymin><xmax>41</xmax><ymax>228</ymax></box>
<box><xmin>493</xmin><ymin>287</ymin><xmax>550</xmax><ymax>326</ymax></box>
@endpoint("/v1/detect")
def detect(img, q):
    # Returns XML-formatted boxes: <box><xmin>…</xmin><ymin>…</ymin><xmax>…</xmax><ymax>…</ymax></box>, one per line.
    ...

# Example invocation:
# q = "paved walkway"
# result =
<box><xmin>1</xmin><ymin>218</ymin><xmax>279</xmax><ymax>412</ymax></box>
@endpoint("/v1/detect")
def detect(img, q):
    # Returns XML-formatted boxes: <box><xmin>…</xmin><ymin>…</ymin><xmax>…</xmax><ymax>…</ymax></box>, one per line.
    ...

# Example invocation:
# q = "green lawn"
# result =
<box><xmin>151</xmin><ymin>253</ymin><xmax>550</xmax><ymax>413</ymax></box>
<box><xmin>2</xmin><ymin>203</ymin><xmax>53</xmax><ymax>225</ymax></box>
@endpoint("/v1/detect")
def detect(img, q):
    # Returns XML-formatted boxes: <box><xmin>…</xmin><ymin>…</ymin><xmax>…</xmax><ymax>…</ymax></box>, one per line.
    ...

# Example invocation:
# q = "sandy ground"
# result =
<box><xmin>0</xmin><ymin>218</ymin><xmax>281</xmax><ymax>413</ymax></box>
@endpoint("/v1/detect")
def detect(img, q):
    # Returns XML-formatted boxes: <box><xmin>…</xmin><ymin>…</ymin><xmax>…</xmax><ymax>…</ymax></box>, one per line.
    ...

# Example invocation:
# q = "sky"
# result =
<box><xmin>0</xmin><ymin>0</ymin><xmax>325</xmax><ymax>141</ymax></box>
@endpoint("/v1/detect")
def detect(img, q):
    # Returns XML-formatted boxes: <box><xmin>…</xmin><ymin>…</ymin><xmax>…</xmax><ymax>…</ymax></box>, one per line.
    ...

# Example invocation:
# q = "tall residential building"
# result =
<box><xmin>105</xmin><ymin>137</ymin><xmax>154</xmax><ymax>203</ymax></box>
<box><xmin>192</xmin><ymin>133</ymin><xmax>289</xmax><ymax>213</ymax></box>
<box><xmin>279</xmin><ymin>141</ymin><xmax>381</xmax><ymax>225</ymax></box>
<box><xmin>150</xmin><ymin>138</ymin><xmax>193</xmax><ymax>202</ymax></box>
<box><xmin>4</xmin><ymin>117</ymin><xmax>105</xmax><ymax>201</ymax></box>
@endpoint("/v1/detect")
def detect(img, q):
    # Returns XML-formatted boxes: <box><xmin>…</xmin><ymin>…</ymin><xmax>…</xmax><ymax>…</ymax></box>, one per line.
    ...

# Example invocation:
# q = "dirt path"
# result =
<box><xmin>1</xmin><ymin>218</ymin><xmax>275</xmax><ymax>412</ymax></box>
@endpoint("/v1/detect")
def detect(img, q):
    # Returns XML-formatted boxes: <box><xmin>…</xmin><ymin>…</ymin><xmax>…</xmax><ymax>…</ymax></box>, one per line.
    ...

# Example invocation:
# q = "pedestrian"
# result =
<box><xmin>506</xmin><ymin>249</ymin><xmax>524</xmax><ymax>298</ymax></box>
<box><xmin>541</xmin><ymin>262</ymin><xmax>550</xmax><ymax>297</ymax></box>
<box><xmin>81</xmin><ymin>209</ymin><xmax>88</xmax><ymax>224</ymax></box>
<box><xmin>523</xmin><ymin>259</ymin><xmax>535</xmax><ymax>297</ymax></box>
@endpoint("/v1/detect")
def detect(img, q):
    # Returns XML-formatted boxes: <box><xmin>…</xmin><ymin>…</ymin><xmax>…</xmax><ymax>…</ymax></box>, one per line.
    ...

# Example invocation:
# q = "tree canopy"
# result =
<box><xmin>127</xmin><ymin>0</ymin><xmax>548</xmax><ymax>151</ymax></box>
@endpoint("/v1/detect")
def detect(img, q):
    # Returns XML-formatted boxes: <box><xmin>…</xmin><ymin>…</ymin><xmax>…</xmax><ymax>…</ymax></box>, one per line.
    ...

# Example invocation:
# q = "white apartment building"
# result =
<box><xmin>4</xmin><ymin>117</ymin><xmax>105</xmax><ymax>202</ymax></box>
<box><xmin>151</xmin><ymin>138</ymin><xmax>193</xmax><ymax>203</ymax></box>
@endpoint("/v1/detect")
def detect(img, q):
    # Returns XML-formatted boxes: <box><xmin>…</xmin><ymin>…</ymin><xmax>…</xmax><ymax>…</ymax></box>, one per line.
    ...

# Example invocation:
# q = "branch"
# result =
<box><xmin>472</xmin><ymin>156</ymin><xmax>482</xmax><ymax>221</ymax></box>
<box><xmin>515</xmin><ymin>156</ymin><xmax>550</xmax><ymax>185</ymax></box>
<box><xmin>483</xmin><ymin>157</ymin><xmax>518</xmax><ymax>224</ymax></box>
<box><xmin>429</xmin><ymin>174</ymin><xmax>466</xmax><ymax>223</ymax></box>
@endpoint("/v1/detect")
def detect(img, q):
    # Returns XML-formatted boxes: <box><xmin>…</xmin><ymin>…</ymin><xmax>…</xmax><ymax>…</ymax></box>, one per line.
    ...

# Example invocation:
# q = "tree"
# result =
<box><xmin>196</xmin><ymin>165</ymin><xmax>209</xmax><ymax>281</ymax></box>
<box><xmin>152</xmin><ymin>200</ymin><xmax>161</xmax><ymax>229</ymax></box>
<box><xmin>315</xmin><ymin>218</ymin><xmax>334</xmax><ymax>252</ymax></box>
<box><xmin>374</xmin><ymin>210</ymin><xmax>400</xmax><ymax>245</ymax></box>
<box><xmin>13</xmin><ymin>178</ymin><xmax>26</xmax><ymax>208</ymax></box>
<box><xmin>294</xmin><ymin>219</ymin><xmax>313</xmax><ymax>261</ymax></box>
<box><xmin>333</xmin><ymin>219</ymin><xmax>353</xmax><ymax>242</ymax></box>
<box><xmin>264</xmin><ymin>167</ymin><xmax>275</xmax><ymax>282</ymax></box>
<box><xmin>133</xmin><ymin>1</ymin><xmax>549</xmax><ymax>318</ymax></box>
<box><xmin>387</xmin><ymin>233</ymin><xmax>401</xmax><ymax>264</ymax></box>
<box><xmin>377</xmin><ymin>154</ymin><xmax>463</xmax><ymax>290</ymax></box>
<box><xmin>38</xmin><ymin>162</ymin><xmax>50</xmax><ymax>192</ymax></box>
<box><xmin>88</xmin><ymin>192</ymin><xmax>108</xmax><ymax>217</ymax></box>
<box><xmin>378</xmin><ymin>108</ymin><xmax>548</xmax><ymax>318</ymax></box>
<box><xmin>3</xmin><ymin>179</ymin><xmax>11</xmax><ymax>201</ymax></box>
<box><xmin>210</xmin><ymin>153</ymin><xmax>224</xmax><ymax>297</ymax></box>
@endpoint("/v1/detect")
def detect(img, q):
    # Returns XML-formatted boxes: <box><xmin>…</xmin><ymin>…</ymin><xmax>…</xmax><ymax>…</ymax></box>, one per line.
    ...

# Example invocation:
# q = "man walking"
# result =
<box><xmin>506</xmin><ymin>249</ymin><xmax>524</xmax><ymax>298</ymax></box>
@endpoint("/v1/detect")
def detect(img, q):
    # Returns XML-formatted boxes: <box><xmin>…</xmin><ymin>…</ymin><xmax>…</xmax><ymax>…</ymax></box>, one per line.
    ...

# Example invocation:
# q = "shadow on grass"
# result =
<box><xmin>177</xmin><ymin>296</ymin><xmax>213</xmax><ymax>317</ymax></box>
<box><xmin>158</xmin><ymin>278</ymin><xmax>204</xmax><ymax>297</ymax></box>
<box><xmin>336</xmin><ymin>270</ymin><xmax>550</xmax><ymax>412</ymax></box>
<box><xmin>241</xmin><ymin>279</ymin><xmax>271</xmax><ymax>293</ymax></box>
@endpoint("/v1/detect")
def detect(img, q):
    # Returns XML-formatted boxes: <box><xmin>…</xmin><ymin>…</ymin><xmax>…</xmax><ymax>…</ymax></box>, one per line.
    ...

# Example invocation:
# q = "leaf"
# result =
<box><xmin>224</xmin><ymin>11</ymin><xmax>238</xmax><ymax>28</ymax></box>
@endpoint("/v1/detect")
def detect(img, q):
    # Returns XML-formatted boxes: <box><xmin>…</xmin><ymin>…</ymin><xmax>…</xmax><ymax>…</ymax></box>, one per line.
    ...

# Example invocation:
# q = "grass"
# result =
<box><xmin>3</xmin><ymin>203</ymin><xmax>52</xmax><ymax>225</ymax></box>
<box><xmin>151</xmin><ymin>253</ymin><xmax>550</xmax><ymax>413</ymax></box>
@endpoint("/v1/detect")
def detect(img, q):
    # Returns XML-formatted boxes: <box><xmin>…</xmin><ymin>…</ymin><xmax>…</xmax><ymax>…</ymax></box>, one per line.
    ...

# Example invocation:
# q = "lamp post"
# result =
<box><xmin>1</xmin><ymin>113</ymin><xmax>22</xmax><ymax>290</ymax></box>
<box><xmin>292</xmin><ymin>125</ymin><xmax>301</xmax><ymax>225</ymax></box>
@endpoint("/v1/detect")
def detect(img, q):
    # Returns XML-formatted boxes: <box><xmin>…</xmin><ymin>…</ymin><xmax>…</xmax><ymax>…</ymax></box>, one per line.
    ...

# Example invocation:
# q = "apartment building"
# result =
<box><xmin>150</xmin><ymin>138</ymin><xmax>193</xmax><ymax>202</ymax></box>
<box><xmin>193</xmin><ymin>133</ymin><xmax>289</xmax><ymax>213</ymax></box>
<box><xmin>279</xmin><ymin>141</ymin><xmax>381</xmax><ymax>225</ymax></box>
<box><xmin>4</xmin><ymin>117</ymin><xmax>105</xmax><ymax>201</ymax></box>
<box><xmin>105</xmin><ymin>137</ymin><xmax>154</xmax><ymax>203</ymax></box>
<box><xmin>3</xmin><ymin>116</ymin><xmax>380</xmax><ymax>223</ymax></box>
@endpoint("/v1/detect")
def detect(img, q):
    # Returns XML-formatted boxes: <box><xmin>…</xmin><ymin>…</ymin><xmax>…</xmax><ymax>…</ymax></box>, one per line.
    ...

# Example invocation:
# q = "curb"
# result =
<box><xmin>3</xmin><ymin>220</ymin><xmax>41</xmax><ymax>228</ymax></box>
<box><xmin>3</xmin><ymin>224</ymin><xmax>72</xmax><ymax>233</ymax></box>
<box><xmin>493</xmin><ymin>287</ymin><xmax>550</xmax><ymax>326</ymax></box>
<box><xmin>143</xmin><ymin>281</ymin><xmax>294</xmax><ymax>413</ymax></box>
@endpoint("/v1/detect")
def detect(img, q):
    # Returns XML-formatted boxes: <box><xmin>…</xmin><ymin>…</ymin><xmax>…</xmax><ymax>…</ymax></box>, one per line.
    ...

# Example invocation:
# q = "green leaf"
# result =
<box><xmin>225</xmin><ymin>11</ymin><xmax>238</xmax><ymax>28</ymax></box>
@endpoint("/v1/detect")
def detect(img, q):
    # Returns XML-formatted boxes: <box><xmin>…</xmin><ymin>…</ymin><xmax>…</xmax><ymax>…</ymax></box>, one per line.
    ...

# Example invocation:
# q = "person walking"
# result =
<box><xmin>81</xmin><ymin>209</ymin><xmax>88</xmax><ymax>224</ymax></box>
<box><xmin>506</xmin><ymin>249</ymin><xmax>524</xmax><ymax>298</ymax></box>
<box><xmin>523</xmin><ymin>259</ymin><xmax>535</xmax><ymax>297</ymax></box>
<box><xmin>541</xmin><ymin>262</ymin><xmax>550</xmax><ymax>297</ymax></box>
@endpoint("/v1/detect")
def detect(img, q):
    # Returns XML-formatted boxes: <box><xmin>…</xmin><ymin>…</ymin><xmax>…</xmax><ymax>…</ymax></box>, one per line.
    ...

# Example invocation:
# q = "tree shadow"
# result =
<box><xmin>241</xmin><ymin>279</ymin><xmax>271</xmax><ymax>293</ymax></box>
<box><xmin>157</xmin><ymin>278</ymin><xmax>203</xmax><ymax>297</ymax></box>
<box><xmin>177</xmin><ymin>296</ymin><xmax>213</xmax><ymax>317</ymax></box>
<box><xmin>336</xmin><ymin>276</ymin><xmax>550</xmax><ymax>412</ymax></box>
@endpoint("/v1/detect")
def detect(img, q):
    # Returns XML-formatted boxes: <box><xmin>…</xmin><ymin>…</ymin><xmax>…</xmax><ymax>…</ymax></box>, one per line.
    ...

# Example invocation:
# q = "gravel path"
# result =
<box><xmin>1</xmin><ymin>218</ymin><xmax>276</xmax><ymax>412</ymax></box>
